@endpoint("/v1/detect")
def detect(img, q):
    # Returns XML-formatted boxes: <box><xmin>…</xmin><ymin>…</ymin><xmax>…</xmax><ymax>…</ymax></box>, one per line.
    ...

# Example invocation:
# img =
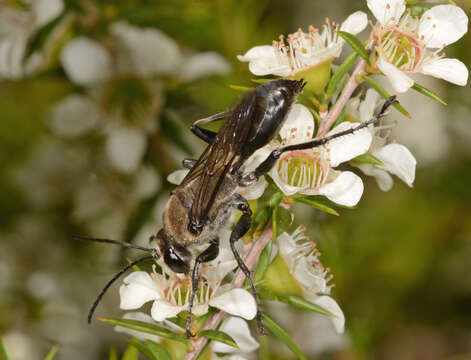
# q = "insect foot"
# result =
<box><xmin>238</xmin><ymin>172</ymin><xmax>258</xmax><ymax>187</ymax></box>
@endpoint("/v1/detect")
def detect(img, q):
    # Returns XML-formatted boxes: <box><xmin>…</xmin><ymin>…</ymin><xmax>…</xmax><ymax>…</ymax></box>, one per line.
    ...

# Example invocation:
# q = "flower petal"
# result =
<box><xmin>367</xmin><ymin>0</ymin><xmax>405</xmax><ymax>25</ymax></box>
<box><xmin>356</xmin><ymin>163</ymin><xmax>393</xmax><ymax>191</ymax></box>
<box><xmin>212</xmin><ymin>317</ymin><xmax>260</xmax><ymax>354</ymax></box>
<box><xmin>419</xmin><ymin>5</ymin><xmax>468</xmax><ymax>49</ymax></box>
<box><xmin>111</xmin><ymin>21</ymin><xmax>182</xmax><ymax>76</ymax></box>
<box><xmin>106</xmin><ymin>126</ymin><xmax>147</xmax><ymax>174</ymax></box>
<box><xmin>239</xmin><ymin>177</ymin><xmax>267</xmax><ymax>200</ymax></box>
<box><xmin>237</xmin><ymin>45</ymin><xmax>275</xmax><ymax>62</ymax></box>
<box><xmin>32</xmin><ymin>0</ymin><xmax>64</xmax><ymax>28</ymax></box>
<box><xmin>376</xmin><ymin>143</ymin><xmax>416</xmax><ymax>187</ymax></box>
<box><xmin>421</xmin><ymin>58</ymin><xmax>468</xmax><ymax>87</ymax></box>
<box><xmin>359</xmin><ymin>88</ymin><xmax>380</xmax><ymax>122</ymax></box>
<box><xmin>60</xmin><ymin>37</ymin><xmax>112</xmax><ymax>85</ymax></box>
<box><xmin>339</xmin><ymin>11</ymin><xmax>368</xmax><ymax>35</ymax></box>
<box><xmin>114</xmin><ymin>312</ymin><xmax>160</xmax><ymax>342</ymax></box>
<box><xmin>279</xmin><ymin>104</ymin><xmax>315</xmax><ymax>144</ymax></box>
<box><xmin>310</xmin><ymin>295</ymin><xmax>345</xmax><ymax>334</ymax></box>
<box><xmin>269</xmin><ymin>166</ymin><xmax>306</xmax><ymax>196</ymax></box>
<box><xmin>48</xmin><ymin>95</ymin><xmax>100</xmax><ymax>137</ymax></box>
<box><xmin>119</xmin><ymin>271</ymin><xmax>160</xmax><ymax>310</ymax></box>
<box><xmin>318</xmin><ymin>171</ymin><xmax>364</xmax><ymax>206</ymax></box>
<box><xmin>327</xmin><ymin>121</ymin><xmax>372</xmax><ymax>166</ymax></box>
<box><xmin>237</xmin><ymin>45</ymin><xmax>291</xmax><ymax>76</ymax></box>
<box><xmin>377</xmin><ymin>56</ymin><xmax>414</xmax><ymax>93</ymax></box>
<box><xmin>181</xmin><ymin>51</ymin><xmax>231</xmax><ymax>82</ymax></box>
<box><xmin>209</xmin><ymin>288</ymin><xmax>257</xmax><ymax>320</ymax></box>
<box><xmin>151</xmin><ymin>300</ymin><xmax>184</xmax><ymax>321</ymax></box>
<box><xmin>167</xmin><ymin>169</ymin><xmax>189</xmax><ymax>185</ymax></box>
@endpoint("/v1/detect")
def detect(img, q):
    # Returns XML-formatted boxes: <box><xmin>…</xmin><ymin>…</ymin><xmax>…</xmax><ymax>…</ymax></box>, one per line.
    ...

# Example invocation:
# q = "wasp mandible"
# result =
<box><xmin>75</xmin><ymin>79</ymin><xmax>397</xmax><ymax>338</ymax></box>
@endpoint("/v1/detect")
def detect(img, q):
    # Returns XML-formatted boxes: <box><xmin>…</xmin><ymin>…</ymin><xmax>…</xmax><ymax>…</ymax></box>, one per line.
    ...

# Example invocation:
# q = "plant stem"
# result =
<box><xmin>317</xmin><ymin>41</ymin><xmax>374</xmax><ymax>137</ymax></box>
<box><xmin>183</xmin><ymin>226</ymin><xmax>273</xmax><ymax>360</ymax></box>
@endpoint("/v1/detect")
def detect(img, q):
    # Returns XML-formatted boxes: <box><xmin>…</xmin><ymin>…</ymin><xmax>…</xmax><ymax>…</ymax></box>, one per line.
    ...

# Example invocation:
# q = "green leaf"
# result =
<box><xmin>359</xmin><ymin>76</ymin><xmax>411</xmax><ymax>118</ymax></box>
<box><xmin>44</xmin><ymin>345</ymin><xmax>59</xmax><ymax>360</ymax></box>
<box><xmin>122</xmin><ymin>345</ymin><xmax>140</xmax><ymax>360</ymax></box>
<box><xmin>0</xmin><ymin>339</ymin><xmax>8</xmax><ymax>360</ymax></box>
<box><xmin>325</xmin><ymin>51</ymin><xmax>359</xmax><ymax>99</ymax></box>
<box><xmin>146</xmin><ymin>340</ymin><xmax>172</xmax><ymax>360</ymax></box>
<box><xmin>294</xmin><ymin>197</ymin><xmax>339</xmax><ymax>216</ymax></box>
<box><xmin>336</xmin><ymin>31</ymin><xmax>370</xmax><ymax>65</ymax></box>
<box><xmin>278</xmin><ymin>295</ymin><xmax>334</xmax><ymax>317</ymax></box>
<box><xmin>166</xmin><ymin>316</ymin><xmax>186</xmax><ymax>329</ymax></box>
<box><xmin>412</xmin><ymin>82</ymin><xmax>447</xmax><ymax>105</ymax></box>
<box><xmin>100</xmin><ymin>318</ymin><xmax>189</xmax><ymax>345</ymax></box>
<box><xmin>254</xmin><ymin>239</ymin><xmax>273</xmax><ymax>283</ymax></box>
<box><xmin>229</xmin><ymin>85</ymin><xmax>254</xmax><ymax>92</ymax></box>
<box><xmin>198</xmin><ymin>330</ymin><xmax>238</xmax><ymax>349</ymax></box>
<box><xmin>109</xmin><ymin>347</ymin><xmax>118</xmax><ymax>360</ymax></box>
<box><xmin>128</xmin><ymin>339</ymin><xmax>157</xmax><ymax>360</ymax></box>
<box><xmin>272</xmin><ymin>206</ymin><xmax>293</xmax><ymax>237</ymax></box>
<box><xmin>262</xmin><ymin>314</ymin><xmax>307</xmax><ymax>360</ymax></box>
<box><xmin>351</xmin><ymin>153</ymin><xmax>384</xmax><ymax>166</ymax></box>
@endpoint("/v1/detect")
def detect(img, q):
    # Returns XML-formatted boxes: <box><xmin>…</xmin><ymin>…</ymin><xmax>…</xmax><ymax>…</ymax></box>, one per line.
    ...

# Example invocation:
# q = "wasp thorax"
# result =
<box><xmin>277</xmin><ymin>148</ymin><xmax>331</xmax><ymax>190</ymax></box>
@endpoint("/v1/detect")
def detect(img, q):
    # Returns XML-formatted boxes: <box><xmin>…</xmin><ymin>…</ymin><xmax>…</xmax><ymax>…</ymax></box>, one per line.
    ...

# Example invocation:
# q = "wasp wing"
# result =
<box><xmin>181</xmin><ymin>91</ymin><xmax>257</xmax><ymax>226</ymax></box>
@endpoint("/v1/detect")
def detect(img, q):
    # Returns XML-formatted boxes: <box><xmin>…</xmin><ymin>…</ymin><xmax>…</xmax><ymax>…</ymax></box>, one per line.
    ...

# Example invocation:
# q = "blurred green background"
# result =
<box><xmin>0</xmin><ymin>0</ymin><xmax>470</xmax><ymax>359</ymax></box>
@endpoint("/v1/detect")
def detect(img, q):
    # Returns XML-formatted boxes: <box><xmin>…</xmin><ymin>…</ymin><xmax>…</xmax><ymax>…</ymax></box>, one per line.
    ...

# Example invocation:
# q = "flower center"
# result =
<box><xmin>101</xmin><ymin>74</ymin><xmax>155</xmax><ymax>124</ymax></box>
<box><xmin>277</xmin><ymin>149</ymin><xmax>330</xmax><ymax>189</ymax></box>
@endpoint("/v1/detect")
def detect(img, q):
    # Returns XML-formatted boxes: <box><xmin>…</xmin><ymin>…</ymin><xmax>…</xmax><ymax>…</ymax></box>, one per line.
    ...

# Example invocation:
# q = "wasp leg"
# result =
<box><xmin>186</xmin><ymin>238</ymin><xmax>219</xmax><ymax>338</ymax></box>
<box><xmin>238</xmin><ymin>96</ymin><xmax>398</xmax><ymax>186</ymax></box>
<box><xmin>229</xmin><ymin>194</ymin><xmax>266</xmax><ymax>335</ymax></box>
<box><xmin>190</xmin><ymin>111</ymin><xmax>229</xmax><ymax>143</ymax></box>
<box><xmin>182</xmin><ymin>158</ymin><xmax>197</xmax><ymax>169</ymax></box>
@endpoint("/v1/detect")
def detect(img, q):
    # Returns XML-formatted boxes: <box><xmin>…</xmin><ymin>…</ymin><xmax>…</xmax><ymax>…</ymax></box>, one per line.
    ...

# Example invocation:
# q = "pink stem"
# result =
<box><xmin>184</xmin><ymin>226</ymin><xmax>273</xmax><ymax>360</ymax></box>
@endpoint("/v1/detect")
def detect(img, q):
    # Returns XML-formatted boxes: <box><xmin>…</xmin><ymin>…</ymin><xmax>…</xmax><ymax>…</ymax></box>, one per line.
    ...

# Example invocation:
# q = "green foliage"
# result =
<box><xmin>44</xmin><ymin>345</ymin><xmax>59</xmax><ymax>360</ymax></box>
<box><xmin>198</xmin><ymin>330</ymin><xmax>238</xmax><ymax>348</ymax></box>
<box><xmin>0</xmin><ymin>339</ymin><xmax>8</xmax><ymax>360</ymax></box>
<box><xmin>412</xmin><ymin>83</ymin><xmax>447</xmax><ymax>105</ymax></box>
<box><xmin>325</xmin><ymin>51</ymin><xmax>359</xmax><ymax>100</ymax></box>
<box><xmin>351</xmin><ymin>153</ymin><xmax>384</xmax><ymax>166</ymax></box>
<box><xmin>337</xmin><ymin>31</ymin><xmax>370</xmax><ymax>65</ymax></box>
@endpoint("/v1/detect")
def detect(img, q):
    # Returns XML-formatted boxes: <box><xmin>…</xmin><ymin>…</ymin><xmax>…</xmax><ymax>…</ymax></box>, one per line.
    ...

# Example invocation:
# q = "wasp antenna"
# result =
<box><xmin>72</xmin><ymin>235</ymin><xmax>156</xmax><ymax>254</ymax></box>
<box><xmin>87</xmin><ymin>255</ymin><xmax>154</xmax><ymax>323</ymax></box>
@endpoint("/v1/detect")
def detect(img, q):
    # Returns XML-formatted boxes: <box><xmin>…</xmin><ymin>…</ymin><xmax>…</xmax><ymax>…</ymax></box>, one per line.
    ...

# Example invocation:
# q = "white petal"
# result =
<box><xmin>318</xmin><ymin>171</ymin><xmax>364</xmax><ymax>206</ymax></box>
<box><xmin>237</xmin><ymin>45</ymin><xmax>275</xmax><ymax>62</ymax></box>
<box><xmin>327</xmin><ymin>122</ymin><xmax>372</xmax><ymax>166</ymax></box>
<box><xmin>419</xmin><ymin>5</ymin><xmax>468</xmax><ymax>49</ymax></box>
<box><xmin>237</xmin><ymin>45</ymin><xmax>291</xmax><ymax>76</ymax></box>
<box><xmin>167</xmin><ymin>169</ymin><xmax>189</xmax><ymax>185</ymax></box>
<box><xmin>212</xmin><ymin>317</ymin><xmax>260</xmax><ymax>354</ymax></box>
<box><xmin>106</xmin><ymin>126</ymin><xmax>147</xmax><ymax>174</ymax></box>
<box><xmin>367</xmin><ymin>0</ymin><xmax>405</xmax><ymax>25</ymax></box>
<box><xmin>310</xmin><ymin>296</ymin><xmax>345</xmax><ymax>334</ymax></box>
<box><xmin>181</xmin><ymin>51</ymin><xmax>231</xmax><ymax>82</ymax></box>
<box><xmin>239</xmin><ymin>177</ymin><xmax>267</xmax><ymax>200</ymax></box>
<box><xmin>339</xmin><ymin>11</ymin><xmax>368</xmax><ymax>35</ymax></box>
<box><xmin>356</xmin><ymin>163</ymin><xmax>393</xmax><ymax>191</ymax></box>
<box><xmin>359</xmin><ymin>88</ymin><xmax>380</xmax><ymax>122</ymax></box>
<box><xmin>269</xmin><ymin>166</ymin><xmax>306</xmax><ymax>196</ymax></box>
<box><xmin>114</xmin><ymin>312</ymin><xmax>160</xmax><ymax>342</ymax></box>
<box><xmin>151</xmin><ymin>300</ymin><xmax>184</xmax><ymax>321</ymax></box>
<box><xmin>33</xmin><ymin>0</ymin><xmax>64</xmax><ymax>28</ymax></box>
<box><xmin>209</xmin><ymin>288</ymin><xmax>257</xmax><ymax>320</ymax></box>
<box><xmin>111</xmin><ymin>21</ymin><xmax>182</xmax><ymax>76</ymax></box>
<box><xmin>279</xmin><ymin>104</ymin><xmax>315</xmax><ymax>144</ymax></box>
<box><xmin>48</xmin><ymin>95</ymin><xmax>100</xmax><ymax>137</ymax></box>
<box><xmin>376</xmin><ymin>143</ymin><xmax>416</xmax><ymax>187</ymax></box>
<box><xmin>119</xmin><ymin>271</ymin><xmax>160</xmax><ymax>309</ymax></box>
<box><xmin>60</xmin><ymin>37</ymin><xmax>112</xmax><ymax>85</ymax></box>
<box><xmin>377</xmin><ymin>56</ymin><xmax>414</xmax><ymax>93</ymax></box>
<box><xmin>421</xmin><ymin>58</ymin><xmax>468</xmax><ymax>86</ymax></box>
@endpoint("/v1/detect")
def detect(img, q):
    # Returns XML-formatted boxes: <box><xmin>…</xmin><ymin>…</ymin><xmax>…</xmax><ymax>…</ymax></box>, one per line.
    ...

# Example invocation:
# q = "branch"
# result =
<box><xmin>317</xmin><ymin>41</ymin><xmax>375</xmax><ymax>137</ymax></box>
<box><xmin>184</xmin><ymin>226</ymin><xmax>273</xmax><ymax>360</ymax></box>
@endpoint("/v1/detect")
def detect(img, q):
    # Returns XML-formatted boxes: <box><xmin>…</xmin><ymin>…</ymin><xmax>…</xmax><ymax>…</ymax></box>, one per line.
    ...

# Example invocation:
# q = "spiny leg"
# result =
<box><xmin>186</xmin><ymin>238</ymin><xmax>219</xmax><ymax>338</ymax></box>
<box><xmin>229</xmin><ymin>194</ymin><xmax>265</xmax><ymax>335</ymax></box>
<box><xmin>239</xmin><ymin>96</ymin><xmax>398</xmax><ymax>186</ymax></box>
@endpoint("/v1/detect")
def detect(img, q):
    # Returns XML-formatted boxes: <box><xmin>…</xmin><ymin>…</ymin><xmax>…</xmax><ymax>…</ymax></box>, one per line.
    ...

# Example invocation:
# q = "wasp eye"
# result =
<box><xmin>164</xmin><ymin>247</ymin><xmax>190</xmax><ymax>273</ymax></box>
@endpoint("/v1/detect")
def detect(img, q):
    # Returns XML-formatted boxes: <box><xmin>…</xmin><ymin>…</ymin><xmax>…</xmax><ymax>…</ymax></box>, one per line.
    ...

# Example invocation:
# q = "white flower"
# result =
<box><xmin>119</xmin><ymin>231</ymin><xmax>257</xmax><ymax>322</ymax></box>
<box><xmin>237</xmin><ymin>12</ymin><xmax>367</xmax><ymax>77</ymax></box>
<box><xmin>211</xmin><ymin>317</ymin><xmax>260</xmax><ymax>359</ymax></box>
<box><xmin>350</xmin><ymin>89</ymin><xmax>416</xmax><ymax>191</ymax></box>
<box><xmin>277</xmin><ymin>226</ymin><xmax>345</xmax><ymax>333</ymax></box>
<box><xmin>368</xmin><ymin>1</ymin><xmax>468</xmax><ymax>92</ymax></box>
<box><xmin>264</xmin><ymin>103</ymin><xmax>372</xmax><ymax>206</ymax></box>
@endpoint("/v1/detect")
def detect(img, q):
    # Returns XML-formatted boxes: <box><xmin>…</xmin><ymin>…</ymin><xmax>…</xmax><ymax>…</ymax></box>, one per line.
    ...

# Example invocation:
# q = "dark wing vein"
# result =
<box><xmin>180</xmin><ymin>92</ymin><xmax>257</xmax><ymax>225</ymax></box>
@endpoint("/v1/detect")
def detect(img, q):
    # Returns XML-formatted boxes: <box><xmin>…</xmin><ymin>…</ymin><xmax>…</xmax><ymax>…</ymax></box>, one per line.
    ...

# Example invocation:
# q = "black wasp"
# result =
<box><xmin>75</xmin><ymin>79</ymin><xmax>397</xmax><ymax>337</ymax></box>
